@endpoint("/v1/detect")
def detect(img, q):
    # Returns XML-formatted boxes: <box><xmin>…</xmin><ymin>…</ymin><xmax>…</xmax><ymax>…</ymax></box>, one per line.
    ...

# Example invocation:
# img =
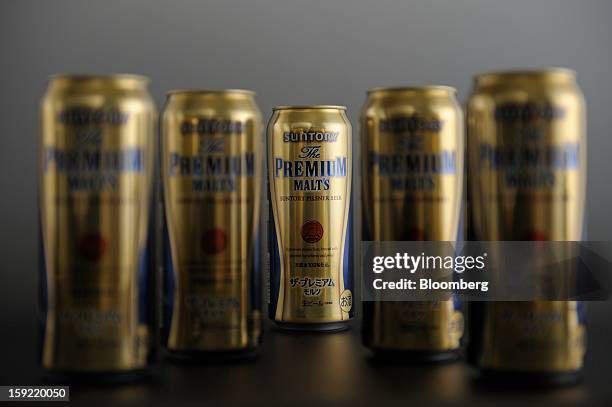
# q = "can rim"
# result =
<box><xmin>48</xmin><ymin>73</ymin><xmax>149</xmax><ymax>83</ymax></box>
<box><xmin>272</xmin><ymin>105</ymin><xmax>347</xmax><ymax>111</ymax></box>
<box><xmin>474</xmin><ymin>68</ymin><xmax>576</xmax><ymax>85</ymax></box>
<box><xmin>167</xmin><ymin>89</ymin><xmax>256</xmax><ymax>96</ymax></box>
<box><xmin>367</xmin><ymin>85</ymin><xmax>456</xmax><ymax>94</ymax></box>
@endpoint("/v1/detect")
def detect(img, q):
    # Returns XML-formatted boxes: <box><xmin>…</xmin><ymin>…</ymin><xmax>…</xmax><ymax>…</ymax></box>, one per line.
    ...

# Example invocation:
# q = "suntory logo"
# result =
<box><xmin>379</xmin><ymin>116</ymin><xmax>444</xmax><ymax>134</ymax></box>
<box><xmin>283</xmin><ymin>129</ymin><xmax>339</xmax><ymax>142</ymax></box>
<box><xmin>180</xmin><ymin>118</ymin><xmax>244</xmax><ymax>135</ymax></box>
<box><xmin>57</xmin><ymin>108</ymin><xmax>129</xmax><ymax>125</ymax></box>
<box><xmin>494</xmin><ymin>103</ymin><xmax>565</xmax><ymax>122</ymax></box>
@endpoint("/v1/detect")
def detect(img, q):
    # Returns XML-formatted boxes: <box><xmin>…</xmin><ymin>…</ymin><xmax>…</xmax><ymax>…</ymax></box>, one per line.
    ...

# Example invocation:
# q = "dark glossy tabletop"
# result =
<box><xmin>3</xmin><ymin>305</ymin><xmax>612</xmax><ymax>406</ymax></box>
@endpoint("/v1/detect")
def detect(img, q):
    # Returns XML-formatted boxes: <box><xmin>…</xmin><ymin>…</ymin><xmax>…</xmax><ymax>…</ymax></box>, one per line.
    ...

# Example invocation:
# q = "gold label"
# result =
<box><xmin>362</xmin><ymin>103</ymin><xmax>464</xmax><ymax>351</ymax></box>
<box><xmin>40</xmin><ymin>103</ymin><xmax>154</xmax><ymax>371</ymax></box>
<box><xmin>268</xmin><ymin>116</ymin><xmax>353</xmax><ymax>323</ymax></box>
<box><xmin>163</xmin><ymin>112</ymin><xmax>262</xmax><ymax>351</ymax></box>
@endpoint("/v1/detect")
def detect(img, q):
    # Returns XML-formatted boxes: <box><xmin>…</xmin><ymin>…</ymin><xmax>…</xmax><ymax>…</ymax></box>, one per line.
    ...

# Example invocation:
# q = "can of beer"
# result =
<box><xmin>267</xmin><ymin>105</ymin><xmax>353</xmax><ymax>331</ymax></box>
<box><xmin>467</xmin><ymin>69</ymin><xmax>586</xmax><ymax>385</ymax></box>
<box><xmin>360</xmin><ymin>87</ymin><xmax>465</xmax><ymax>361</ymax></box>
<box><xmin>39</xmin><ymin>74</ymin><xmax>157</xmax><ymax>380</ymax></box>
<box><xmin>161</xmin><ymin>90</ymin><xmax>264</xmax><ymax>358</ymax></box>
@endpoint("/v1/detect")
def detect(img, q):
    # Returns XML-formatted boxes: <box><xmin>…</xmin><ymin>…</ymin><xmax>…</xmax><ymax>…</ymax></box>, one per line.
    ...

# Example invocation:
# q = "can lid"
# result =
<box><xmin>272</xmin><ymin>105</ymin><xmax>347</xmax><ymax>111</ymax></box>
<box><xmin>367</xmin><ymin>85</ymin><xmax>456</xmax><ymax>95</ymax></box>
<box><xmin>474</xmin><ymin>68</ymin><xmax>576</xmax><ymax>86</ymax></box>
<box><xmin>167</xmin><ymin>89</ymin><xmax>255</xmax><ymax>96</ymax></box>
<box><xmin>48</xmin><ymin>73</ymin><xmax>149</xmax><ymax>85</ymax></box>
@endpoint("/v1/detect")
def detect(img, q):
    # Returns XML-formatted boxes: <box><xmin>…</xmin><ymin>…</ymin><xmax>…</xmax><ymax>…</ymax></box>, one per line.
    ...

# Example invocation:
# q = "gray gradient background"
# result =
<box><xmin>1</xmin><ymin>0</ymin><xmax>611</xmax><ymax>404</ymax></box>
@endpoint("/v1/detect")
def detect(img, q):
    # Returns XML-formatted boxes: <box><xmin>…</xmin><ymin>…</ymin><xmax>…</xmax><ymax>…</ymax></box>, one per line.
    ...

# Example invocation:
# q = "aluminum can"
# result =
<box><xmin>467</xmin><ymin>69</ymin><xmax>586</xmax><ymax>385</ymax></box>
<box><xmin>39</xmin><ymin>74</ymin><xmax>157</xmax><ymax>378</ymax></box>
<box><xmin>360</xmin><ymin>87</ymin><xmax>464</xmax><ymax>361</ymax></box>
<box><xmin>267</xmin><ymin>106</ymin><xmax>353</xmax><ymax>331</ymax></box>
<box><xmin>161</xmin><ymin>90</ymin><xmax>263</xmax><ymax>357</ymax></box>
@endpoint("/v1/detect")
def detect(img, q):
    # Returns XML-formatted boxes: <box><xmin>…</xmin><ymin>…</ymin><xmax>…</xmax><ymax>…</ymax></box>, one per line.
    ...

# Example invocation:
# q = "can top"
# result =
<box><xmin>273</xmin><ymin>105</ymin><xmax>346</xmax><ymax>111</ymax></box>
<box><xmin>167</xmin><ymin>89</ymin><xmax>255</xmax><ymax>97</ymax></box>
<box><xmin>48</xmin><ymin>74</ymin><xmax>149</xmax><ymax>88</ymax></box>
<box><xmin>475</xmin><ymin>68</ymin><xmax>576</xmax><ymax>87</ymax></box>
<box><xmin>367</xmin><ymin>86</ymin><xmax>456</xmax><ymax>95</ymax></box>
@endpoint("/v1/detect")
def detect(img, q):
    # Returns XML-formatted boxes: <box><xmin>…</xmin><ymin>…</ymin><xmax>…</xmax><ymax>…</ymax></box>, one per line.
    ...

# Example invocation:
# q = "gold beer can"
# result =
<box><xmin>360</xmin><ymin>87</ymin><xmax>465</xmax><ymax>361</ymax></box>
<box><xmin>39</xmin><ymin>75</ymin><xmax>157</xmax><ymax>379</ymax></box>
<box><xmin>267</xmin><ymin>106</ymin><xmax>353</xmax><ymax>331</ymax></box>
<box><xmin>161</xmin><ymin>90</ymin><xmax>263</xmax><ymax>358</ymax></box>
<box><xmin>467</xmin><ymin>69</ymin><xmax>586</xmax><ymax>385</ymax></box>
